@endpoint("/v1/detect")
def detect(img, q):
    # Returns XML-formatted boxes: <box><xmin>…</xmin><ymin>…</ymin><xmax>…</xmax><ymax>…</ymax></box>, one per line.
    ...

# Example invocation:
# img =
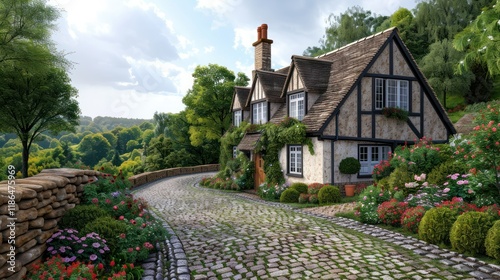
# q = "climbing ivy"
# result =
<box><xmin>219</xmin><ymin>122</ymin><xmax>252</xmax><ymax>168</ymax></box>
<box><xmin>256</xmin><ymin>117</ymin><xmax>314</xmax><ymax>185</ymax></box>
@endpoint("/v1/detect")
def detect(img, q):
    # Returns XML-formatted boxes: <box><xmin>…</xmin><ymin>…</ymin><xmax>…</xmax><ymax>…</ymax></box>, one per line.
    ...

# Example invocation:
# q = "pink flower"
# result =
<box><xmin>113</xmin><ymin>205</ymin><xmax>118</xmax><ymax>210</ymax></box>
<box><xmin>468</xmin><ymin>189</ymin><xmax>474</xmax><ymax>194</ymax></box>
<box><xmin>443</xmin><ymin>188</ymin><xmax>450</xmax><ymax>193</ymax></box>
<box><xmin>450</xmin><ymin>174</ymin><xmax>459</xmax><ymax>180</ymax></box>
<box><xmin>443</xmin><ymin>182</ymin><xmax>449</xmax><ymax>186</ymax></box>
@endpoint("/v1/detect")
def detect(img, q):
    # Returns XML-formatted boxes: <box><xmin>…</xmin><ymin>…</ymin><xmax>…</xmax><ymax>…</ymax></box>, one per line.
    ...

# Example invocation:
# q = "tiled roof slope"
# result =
<box><xmin>285</xmin><ymin>56</ymin><xmax>332</xmax><ymax>97</ymax></box>
<box><xmin>301</xmin><ymin>28</ymin><xmax>395</xmax><ymax>133</ymax></box>
<box><xmin>232</xmin><ymin>86</ymin><xmax>251</xmax><ymax>111</ymax></box>
<box><xmin>246</xmin><ymin>70</ymin><xmax>287</xmax><ymax>106</ymax></box>
<box><xmin>237</xmin><ymin>132</ymin><xmax>261</xmax><ymax>151</ymax></box>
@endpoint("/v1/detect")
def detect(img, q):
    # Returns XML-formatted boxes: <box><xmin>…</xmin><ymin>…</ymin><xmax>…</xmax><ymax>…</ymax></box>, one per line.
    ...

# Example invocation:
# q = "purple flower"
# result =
<box><xmin>63</xmin><ymin>257</ymin><xmax>72</xmax><ymax>263</ymax></box>
<box><xmin>82</xmin><ymin>244</ymin><xmax>88</xmax><ymax>247</ymax></box>
<box><xmin>90</xmin><ymin>254</ymin><xmax>98</xmax><ymax>261</ymax></box>
<box><xmin>99</xmin><ymin>249</ymin><xmax>104</xmax><ymax>254</ymax></box>
<box><xmin>92</xmin><ymin>242</ymin><xmax>100</xmax><ymax>248</ymax></box>
<box><xmin>81</xmin><ymin>237</ymin><xmax>86</xmax><ymax>241</ymax></box>
<box><xmin>78</xmin><ymin>249</ymin><xmax>84</xmax><ymax>254</ymax></box>
<box><xmin>59</xmin><ymin>247</ymin><xmax>66</xmax><ymax>253</ymax></box>
<box><xmin>67</xmin><ymin>229</ymin><xmax>74</xmax><ymax>234</ymax></box>
<box><xmin>47</xmin><ymin>246</ymin><xmax>53</xmax><ymax>251</ymax></box>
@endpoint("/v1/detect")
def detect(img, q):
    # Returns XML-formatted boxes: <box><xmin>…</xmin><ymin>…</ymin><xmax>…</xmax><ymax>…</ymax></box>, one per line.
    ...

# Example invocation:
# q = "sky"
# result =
<box><xmin>47</xmin><ymin>0</ymin><xmax>418</xmax><ymax>120</ymax></box>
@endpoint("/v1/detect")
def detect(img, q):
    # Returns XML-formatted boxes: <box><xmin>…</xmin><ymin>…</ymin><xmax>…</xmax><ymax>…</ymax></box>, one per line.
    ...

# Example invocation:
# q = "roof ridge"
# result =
<box><xmin>317</xmin><ymin>27</ymin><xmax>397</xmax><ymax>59</ymax></box>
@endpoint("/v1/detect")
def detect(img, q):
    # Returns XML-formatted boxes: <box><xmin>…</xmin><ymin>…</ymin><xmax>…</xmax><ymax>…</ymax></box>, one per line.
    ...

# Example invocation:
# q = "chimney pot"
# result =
<box><xmin>261</xmin><ymin>24</ymin><xmax>268</xmax><ymax>39</ymax></box>
<box><xmin>257</xmin><ymin>26</ymin><xmax>262</xmax><ymax>40</ymax></box>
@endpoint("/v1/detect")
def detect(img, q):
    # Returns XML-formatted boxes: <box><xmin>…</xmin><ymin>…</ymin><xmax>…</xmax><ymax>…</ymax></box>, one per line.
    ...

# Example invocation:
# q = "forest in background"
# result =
<box><xmin>1</xmin><ymin>0</ymin><xmax>499</xmax><ymax>180</ymax></box>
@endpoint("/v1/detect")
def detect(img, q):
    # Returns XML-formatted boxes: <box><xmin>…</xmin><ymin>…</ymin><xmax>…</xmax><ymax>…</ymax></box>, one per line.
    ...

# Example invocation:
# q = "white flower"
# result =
<box><xmin>498</xmin><ymin>19</ymin><xmax>500</xmax><ymax>26</ymax></box>
<box><xmin>488</xmin><ymin>35</ymin><xmax>494</xmax><ymax>41</ymax></box>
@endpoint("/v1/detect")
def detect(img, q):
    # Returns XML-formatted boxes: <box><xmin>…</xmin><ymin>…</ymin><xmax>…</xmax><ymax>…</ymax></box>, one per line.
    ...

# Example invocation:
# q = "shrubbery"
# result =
<box><xmin>290</xmin><ymin>182</ymin><xmax>308</xmax><ymax>194</ymax></box>
<box><xmin>401</xmin><ymin>206</ymin><xmax>427</xmax><ymax>233</ymax></box>
<box><xmin>450</xmin><ymin>211</ymin><xmax>495</xmax><ymax>255</ymax></box>
<box><xmin>418</xmin><ymin>207</ymin><xmax>458</xmax><ymax>245</ymax></box>
<box><xmin>377</xmin><ymin>199</ymin><xmax>409</xmax><ymax>226</ymax></box>
<box><xmin>59</xmin><ymin>204</ymin><xmax>110</xmax><ymax>231</ymax></box>
<box><xmin>318</xmin><ymin>185</ymin><xmax>341</xmax><ymax>205</ymax></box>
<box><xmin>280</xmin><ymin>188</ymin><xmax>300</xmax><ymax>203</ymax></box>
<box><xmin>485</xmin><ymin>220</ymin><xmax>500</xmax><ymax>261</ymax></box>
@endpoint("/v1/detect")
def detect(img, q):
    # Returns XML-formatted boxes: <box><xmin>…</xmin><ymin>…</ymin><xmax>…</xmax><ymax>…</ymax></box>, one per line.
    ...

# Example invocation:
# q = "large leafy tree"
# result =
<box><xmin>78</xmin><ymin>134</ymin><xmax>111</xmax><ymax>167</ymax></box>
<box><xmin>420</xmin><ymin>39</ymin><xmax>473</xmax><ymax>107</ymax></box>
<box><xmin>183</xmin><ymin>64</ymin><xmax>249</xmax><ymax>147</ymax></box>
<box><xmin>453</xmin><ymin>1</ymin><xmax>500</xmax><ymax>77</ymax></box>
<box><xmin>304</xmin><ymin>6</ymin><xmax>387</xmax><ymax>56</ymax></box>
<box><xmin>0</xmin><ymin>62</ymin><xmax>79</xmax><ymax>177</ymax></box>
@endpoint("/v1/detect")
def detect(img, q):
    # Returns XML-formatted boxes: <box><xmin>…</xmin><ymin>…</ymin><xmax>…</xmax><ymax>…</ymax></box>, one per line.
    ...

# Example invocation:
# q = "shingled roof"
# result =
<box><xmin>300</xmin><ymin>28</ymin><xmax>395</xmax><ymax>133</ymax></box>
<box><xmin>246</xmin><ymin>70</ymin><xmax>287</xmax><ymax>106</ymax></box>
<box><xmin>282</xmin><ymin>56</ymin><xmax>332</xmax><ymax>97</ymax></box>
<box><xmin>237</xmin><ymin>132</ymin><xmax>261</xmax><ymax>151</ymax></box>
<box><xmin>231</xmin><ymin>86</ymin><xmax>251</xmax><ymax>111</ymax></box>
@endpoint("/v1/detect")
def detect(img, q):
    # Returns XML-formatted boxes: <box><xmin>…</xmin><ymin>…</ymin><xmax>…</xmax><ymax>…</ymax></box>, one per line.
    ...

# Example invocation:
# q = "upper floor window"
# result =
<box><xmin>289</xmin><ymin>92</ymin><xmax>305</xmax><ymax>121</ymax></box>
<box><xmin>234</xmin><ymin>110</ymin><xmax>242</xmax><ymax>127</ymax></box>
<box><xmin>252</xmin><ymin>101</ymin><xmax>267</xmax><ymax>124</ymax></box>
<box><xmin>375</xmin><ymin>78</ymin><xmax>409</xmax><ymax>111</ymax></box>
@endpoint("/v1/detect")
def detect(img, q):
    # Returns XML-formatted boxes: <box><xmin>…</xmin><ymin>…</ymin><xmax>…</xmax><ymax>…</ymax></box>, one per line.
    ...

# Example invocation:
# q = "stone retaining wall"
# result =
<box><xmin>0</xmin><ymin>168</ymin><xmax>100</xmax><ymax>280</ymax></box>
<box><xmin>128</xmin><ymin>164</ymin><xmax>220</xmax><ymax>188</ymax></box>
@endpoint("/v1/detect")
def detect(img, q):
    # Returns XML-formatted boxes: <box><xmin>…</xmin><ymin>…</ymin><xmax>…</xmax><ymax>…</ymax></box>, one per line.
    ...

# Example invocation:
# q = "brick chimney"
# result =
<box><xmin>252</xmin><ymin>24</ymin><xmax>273</xmax><ymax>71</ymax></box>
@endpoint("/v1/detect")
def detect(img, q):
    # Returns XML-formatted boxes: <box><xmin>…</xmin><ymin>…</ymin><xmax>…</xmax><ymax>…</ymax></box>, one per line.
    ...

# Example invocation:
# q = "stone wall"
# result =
<box><xmin>0</xmin><ymin>165</ymin><xmax>219</xmax><ymax>279</ymax></box>
<box><xmin>0</xmin><ymin>168</ymin><xmax>100</xmax><ymax>280</ymax></box>
<box><xmin>128</xmin><ymin>164</ymin><xmax>220</xmax><ymax>188</ymax></box>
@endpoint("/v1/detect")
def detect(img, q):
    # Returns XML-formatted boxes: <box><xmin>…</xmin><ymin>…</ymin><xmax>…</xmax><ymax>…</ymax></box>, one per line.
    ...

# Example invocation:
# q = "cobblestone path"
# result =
<box><xmin>134</xmin><ymin>174</ymin><xmax>496</xmax><ymax>280</ymax></box>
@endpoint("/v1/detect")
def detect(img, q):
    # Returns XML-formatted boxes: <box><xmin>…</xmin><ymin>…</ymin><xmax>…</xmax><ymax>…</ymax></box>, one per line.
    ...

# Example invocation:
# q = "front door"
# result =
<box><xmin>254</xmin><ymin>153</ymin><xmax>265</xmax><ymax>189</ymax></box>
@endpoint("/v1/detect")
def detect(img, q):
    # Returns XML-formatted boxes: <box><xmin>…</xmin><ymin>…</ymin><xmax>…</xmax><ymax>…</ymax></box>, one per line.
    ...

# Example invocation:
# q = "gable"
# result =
<box><xmin>287</xmin><ymin>66</ymin><xmax>304</xmax><ymax>92</ymax></box>
<box><xmin>251</xmin><ymin>80</ymin><xmax>265</xmax><ymax>102</ymax></box>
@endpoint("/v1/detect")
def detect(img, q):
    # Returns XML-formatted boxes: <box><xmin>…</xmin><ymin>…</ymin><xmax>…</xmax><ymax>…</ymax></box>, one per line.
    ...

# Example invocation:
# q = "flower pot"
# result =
<box><xmin>344</xmin><ymin>184</ymin><xmax>356</xmax><ymax>197</ymax></box>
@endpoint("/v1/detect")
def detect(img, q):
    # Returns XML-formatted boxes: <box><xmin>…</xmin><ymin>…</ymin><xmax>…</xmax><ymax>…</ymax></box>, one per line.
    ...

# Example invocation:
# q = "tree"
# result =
<box><xmin>420</xmin><ymin>39</ymin><xmax>473</xmax><ymax>107</ymax></box>
<box><xmin>145</xmin><ymin>135</ymin><xmax>173</xmax><ymax>171</ymax></box>
<box><xmin>453</xmin><ymin>1</ymin><xmax>500</xmax><ymax>77</ymax></box>
<box><xmin>304</xmin><ymin>6</ymin><xmax>388</xmax><ymax>56</ymax></box>
<box><xmin>152</xmin><ymin>112</ymin><xmax>169</xmax><ymax>136</ymax></box>
<box><xmin>0</xmin><ymin>63</ymin><xmax>79</xmax><ymax>177</ymax></box>
<box><xmin>78</xmin><ymin>134</ymin><xmax>111</xmax><ymax>167</ymax></box>
<box><xmin>183</xmin><ymin>64</ymin><xmax>249</xmax><ymax>147</ymax></box>
<box><xmin>0</xmin><ymin>0</ymin><xmax>60</xmax><ymax>64</ymax></box>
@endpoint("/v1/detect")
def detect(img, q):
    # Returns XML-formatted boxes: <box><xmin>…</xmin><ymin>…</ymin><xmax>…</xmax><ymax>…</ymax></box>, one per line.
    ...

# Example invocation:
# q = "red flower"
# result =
<box><xmin>97</xmin><ymin>263</ymin><xmax>104</xmax><ymax>270</ymax></box>
<box><xmin>110</xmin><ymin>260</ymin><xmax>115</xmax><ymax>267</ymax></box>
<box><xmin>113</xmin><ymin>206</ymin><xmax>118</xmax><ymax>210</ymax></box>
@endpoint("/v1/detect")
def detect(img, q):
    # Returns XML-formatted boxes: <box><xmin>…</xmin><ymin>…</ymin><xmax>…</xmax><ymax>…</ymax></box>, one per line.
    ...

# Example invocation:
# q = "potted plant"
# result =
<box><xmin>339</xmin><ymin>157</ymin><xmax>361</xmax><ymax>197</ymax></box>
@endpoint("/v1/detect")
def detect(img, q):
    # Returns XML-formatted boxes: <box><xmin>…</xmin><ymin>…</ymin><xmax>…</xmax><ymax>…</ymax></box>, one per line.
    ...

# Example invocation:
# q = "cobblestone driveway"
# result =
<box><xmin>134</xmin><ymin>173</ymin><xmax>499</xmax><ymax>280</ymax></box>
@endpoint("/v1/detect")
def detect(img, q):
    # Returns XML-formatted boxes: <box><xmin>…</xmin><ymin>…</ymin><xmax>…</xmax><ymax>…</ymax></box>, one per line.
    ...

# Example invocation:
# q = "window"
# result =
<box><xmin>359</xmin><ymin>145</ymin><xmax>391</xmax><ymax>175</ymax></box>
<box><xmin>233</xmin><ymin>146</ymin><xmax>238</xmax><ymax>158</ymax></box>
<box><xmin>289</xmin><ymin>92</ymin><xmax>305</xmax><ymax>121</ymax></box>
<box><xmin>252</xmin><ymin>101</ymin><xmax>267</xmax><ymax>124</ymax></box>
<box><xmin>288</xmin><ymin>145</ymin><xmax>302</xmax><ymax>175</ymax></box>
<box><xmin>375</xmin><ymin>78</ymin><xmax>409</xmax><ymax>110</ymax></box>
<box><xmin>234</xmin><ymin>110</ymin><xmax>242</xmax><ymax>127</ymax></box>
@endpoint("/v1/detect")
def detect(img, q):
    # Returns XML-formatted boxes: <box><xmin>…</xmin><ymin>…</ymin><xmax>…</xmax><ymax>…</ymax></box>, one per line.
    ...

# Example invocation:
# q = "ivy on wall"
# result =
<box><xmin>255</xmin><ymin>117</ymin><xmax>314</xmax><ymax>185</ymax></box>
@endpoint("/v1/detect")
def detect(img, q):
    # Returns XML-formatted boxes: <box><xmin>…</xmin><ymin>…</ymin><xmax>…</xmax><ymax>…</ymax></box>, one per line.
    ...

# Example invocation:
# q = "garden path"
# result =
<box><xmin>134</xmin><ymin>173</ymin><xmax>499</xmax><ymax>280</ymax></box>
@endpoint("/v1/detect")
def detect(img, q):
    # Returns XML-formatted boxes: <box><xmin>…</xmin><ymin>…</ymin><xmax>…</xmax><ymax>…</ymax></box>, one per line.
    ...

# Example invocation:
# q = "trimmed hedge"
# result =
<box><xmin>318</xmin><ymin>185</ymin><xmax>341</xmax><ymax>205</ymax></box>
<box><xmin>280</xmin><ymin>189</ymin><xmax>300</xmax><ymax>203</ymax></box>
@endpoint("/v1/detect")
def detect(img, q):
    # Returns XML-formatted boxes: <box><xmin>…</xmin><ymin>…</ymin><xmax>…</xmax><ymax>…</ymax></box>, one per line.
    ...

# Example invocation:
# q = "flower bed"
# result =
<box><xmin>24</xmin><ymin>170</ymin><xmax>168</xmax><ymax>279</ymax></box>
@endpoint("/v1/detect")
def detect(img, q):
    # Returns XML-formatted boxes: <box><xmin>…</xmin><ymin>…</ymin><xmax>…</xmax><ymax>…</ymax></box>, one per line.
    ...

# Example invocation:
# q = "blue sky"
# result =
<box><xmin>48</xmin><ymin>0</ymin><xmax>418</xmax><ymax>119</ymax></box>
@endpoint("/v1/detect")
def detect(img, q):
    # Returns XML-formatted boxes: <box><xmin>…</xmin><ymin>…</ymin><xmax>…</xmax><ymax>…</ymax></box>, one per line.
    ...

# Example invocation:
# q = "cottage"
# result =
<box><xmin>231</xmin><ymin>24</ymin><xmax>456</xmax><ymax>188</ymax></box>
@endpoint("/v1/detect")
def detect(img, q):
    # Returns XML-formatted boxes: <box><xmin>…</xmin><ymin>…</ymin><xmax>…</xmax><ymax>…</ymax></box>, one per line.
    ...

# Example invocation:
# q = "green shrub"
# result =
<box><xmin>318</xmin><ymin>185</ymin><xmax>341</xmax><ymax>204</ymax></box>
<box><xmin>290</xmin><ymin>182</ymin><xmax>308</xmax><ymax>194</ymax></box>
<box><xmin>450</xmin><ymin>211</ymin><xmax>495</xmax><ymax>255</ymax></box>
<box><xmin>376</xmin><ymin>199</ymin><xmax>409</xmax><ymax>226</ymax></box>
<box><xmin>59</xmin><ymin>205</ymin><xmax>111</xmax><ymax>232</ymax></box>
<box><xmin>388</xmin><ymin>165</ymin><xmax>413</xmax><ymax>195</ymax></box>
<box><xmin>376</xmin><ymin>177</ymin><xmax>390</xmax><ymax>191</ymax></box>
<box><xmin>81</xmin><ymin>216</ymin><xmax>128</xmax><ymax>253</ymax></box>
<box><xmin>401</xmin><ymin>206</ymin><xmax>427</xmax><ymax>233</ymax></box>
<box><xmin>427</xmin><ymin>160</ymin><xmax>468</xmax><ymax>185</ymax></box>
<box><xmin>308</xmin><ymin>194</ymin><xmax>319</xmax><ymax>204</ymax></box>
<box><xmin>298</xmin><ymin>193</ymin><xmax>310</xmax><ymax>204</ymax></box>
<box><xmin>280</xmin><ymin>189</ymin><xmax>300</xmax><ymax>203</ymax></box>
<box><xmin>418</xmin><ymin>207</ymin><xmax>458</xmax><ymax>245</ymax></box>
<box><xmin>485</xmin><ymin>220</ymin><xmax>500</xmax><ymax>261</ymax></box>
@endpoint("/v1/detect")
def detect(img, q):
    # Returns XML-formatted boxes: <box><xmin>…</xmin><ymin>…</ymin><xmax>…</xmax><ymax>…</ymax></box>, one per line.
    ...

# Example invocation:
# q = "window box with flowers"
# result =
<box><xmin>381</xmin><ymin>107</ymin><xmax>409</xmax><ymax>122</ymax></box>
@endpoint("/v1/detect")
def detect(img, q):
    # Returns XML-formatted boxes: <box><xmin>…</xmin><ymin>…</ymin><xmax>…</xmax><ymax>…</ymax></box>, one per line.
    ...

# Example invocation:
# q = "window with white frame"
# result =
<box><xmin>289</xmin><ymin>92</ymin><xmax>305</xmax><ymax>121</ymax></box>
<box><xmin>252</xmin><ymin>101</ymin><xmax>267</xmax><ymax>124</ymax></box>
<box><xmin>233</xmin><ymin>110</ymin><xmax>242</xmax><ymax>127</ymax></box>
<box><xmin>288</xmin><ymin>145</ymin><xmax>303</xmax><ymax>175</ymax></box>
<box><xmin>374</xmin><ymin>78</ymin><xmax>409</xmax><ymax>110</ymax></box>
<box><xmin>359</xmin><ymin>145</ymin><xmax>391</xmax><ymax>175</ymax></box>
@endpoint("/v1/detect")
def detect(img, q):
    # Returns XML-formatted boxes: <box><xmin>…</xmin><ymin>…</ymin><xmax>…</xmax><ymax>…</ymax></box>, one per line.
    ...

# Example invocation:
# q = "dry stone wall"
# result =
<box><xmin>0</xmin><ymin>164</ymin><xmax>219</xmax><ymax>279</ymax></box>
<box><xmin>0</xmin><ymin>168</ymin><xmax>100</xmax><ymax>280</ymax></box>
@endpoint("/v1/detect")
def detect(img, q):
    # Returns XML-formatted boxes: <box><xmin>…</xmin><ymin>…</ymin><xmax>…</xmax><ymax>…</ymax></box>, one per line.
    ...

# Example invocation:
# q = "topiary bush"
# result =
<box><xmin>290</xmin><ymin>182</ymin><xmax>308</xmax><ymax>194</ymax></box>
<box><xmin>450</xmin><ymin>211</ymin><xmax>495</xmax><ymax>255</ymax></box>
<box><xmin>318</xmin><ymin>185</ymin><xmax>341</xmax><ymax>205</ymax></box>
<box><xmin>376</xmin><ymin>199</ymin><xmax>409</xmax><ymax>226</ymax></box>
<box><xmin>485</xmin><ymin>220</ymin><xmax>500</xmax><ymax>261</ymax></box>
<box><xmin>308</xmin><ymin>194</ymin><xmax>319</xmax><ymax>204</ymax></box>
<box><xmin>59</xmin><ymin>204</ymin><xmax>111</xmax><ymax>232</ymax></box>
<box><xmin>339</xmin><ymin>157</ymin><xmax>361</xmax><ymax>183</ymax></box>
<box><xmin>418</xmin><ymin>207</ymin><xmax>458</xmax><ymax>245</ymax></box>
<box><xmin>81</xmin><ymin>216</ymin><xmax>128</xmax><ymax>253</ymax></box>
<box><xmin>401</xmin><ymin>206</ymin><xmax>427</xmax><ymax>233</ymax></box>
<box><xmin>280</xmin><ymin>188</ymin><xmax>300</xmax><ymax>203</ymax></box>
